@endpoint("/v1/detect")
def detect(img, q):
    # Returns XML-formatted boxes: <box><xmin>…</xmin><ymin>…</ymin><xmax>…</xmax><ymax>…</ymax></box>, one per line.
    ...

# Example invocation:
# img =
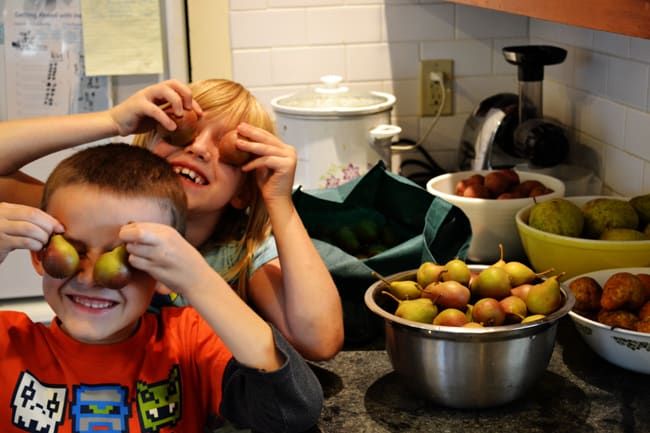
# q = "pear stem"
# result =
<box><xmin>381</xmin><ymin>290</ymin><xmax>402</xmax><ymax>304</ymax></box>
<box><xmin>372</xmin><ymin>271</ymin><xmax>392</xmax><ymax>287</ymax></box>
<box><xmin>535</xmin><ymin>268</ymin><xmax>555</xmax><ymax>279</ymax></box>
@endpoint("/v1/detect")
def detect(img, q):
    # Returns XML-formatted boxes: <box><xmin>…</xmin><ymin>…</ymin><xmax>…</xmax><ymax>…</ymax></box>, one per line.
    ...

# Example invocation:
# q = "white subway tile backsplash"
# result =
<box><xmin>346</xmin><ymin>43</ymin><xmax>419</xmax><ymax>81</ymax></box>
<box><xmin>455</xmin><ymin>5</ymin><xmax>527</xmax><ymax>40</ymax></box>
<box><xmin>630</xmin><ymin>37</ymin><xmax>650</xmax><ymax>63</ymax></box>
<box><xmin>306</xmin><ymin>9</ymin><xmax>345</xmax><ymax>45</ymax></box>
<box><xmin>230</xmin><ymin>0</ymin><xmax>267</xmax><ymax>10</ymax></box>
<box><xmin>421</xmin><ymin>39</ymin><xmax>493</xmax><ymax>77</ymax></box>
<box><xmin>232</xmin><ymin>50</ymin><xmax>273</xmax><ymax>87</ymax></box>
<box><xmin>624</xmin><ymin>109</ymin><xmax>650</xmax><ymax>161</ymax></box>
<box><xmin>342</xmin><ymin>6</ymin><xmax>383</xmax><ymax>43</ymax></box>
<box><xmin>269</xmin><ymin>0</ymin><xmax>343</xmax><ymax>6</ymax></box>
<box><xmin>603</xmin><ymin>145</ymin><xmax>645</xmax><ymax>196</ymax></box>
<box><xmin>529</xmin><ymin>20</ymin><xmax>592</xmax><ymax>49</ymax></box>
<box><xmin>271</xmin><ymin>46</ymin><xmax>345</xmax><ymax>85</ymax></box>
<box><xmin>454</xmin><ymin>75</ymin><xmax>517</xmax><ymax>113</ymax></box>
<box><xmin>573</xmin><ymin>49</ymin><xmax>608</xmax><ymax>95</ymax></box>
<box><xmin>230</xmin><ymin>9</ymin><xmax>307</xmax><ymax>48</ymax></box>
<box><xmin>606</xmin><ymin>57</ymin><xmax>649</xmax><ymax>110</ymax></box>
<box><xmin>389</xmin><ymin>79</ymin><xmax>419</xmax><ymax>117</ymax></box>
<box><xmin>593</xmin><ymin>31</ymin><xmax>629</xmax><ymax>57</ymax></box>
<box><xmin>383</xmin><ymin>4</ymin><xmax>454</xmax><ymax>42</ymax></box>
<box><xmin>573</xmin><ymin>93</ymin><xmax>625</xmax><ymax>149</ymax></box>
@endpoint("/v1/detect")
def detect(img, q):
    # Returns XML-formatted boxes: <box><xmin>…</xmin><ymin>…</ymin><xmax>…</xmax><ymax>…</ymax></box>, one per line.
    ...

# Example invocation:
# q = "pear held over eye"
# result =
<box><xmin>41</xmin><ymin>234</ymin><xmax>80</xmax><ymax>279</ymax></box>
<box><xmin>218</xmin><ymin>130</ymin><xmax>252</xmax><ymax>166</ymax></box>
<box><xmin>158</xmin><ymin>107</ymin><xmax>199</xmax><ymax>147</ymax></box>
<box><xmin>93</xmin><ymin>245</ymin><xmax>133</xmax><ymax>290</ymax></box>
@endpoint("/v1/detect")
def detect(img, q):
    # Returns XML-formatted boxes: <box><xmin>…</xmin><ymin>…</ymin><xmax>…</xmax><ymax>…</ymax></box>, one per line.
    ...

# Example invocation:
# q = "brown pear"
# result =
<box><xmin>499</xmin><ymin>295</ymin><xmax>528</xmax><ymax>323</ymax></box>
<box><xmin>93</xmin><ymin>245</ymin><xmax>133</xmax><ymax>290</ymax></box>
<box><xmin>218</xmin><ymin>130</ymin><xmax>252</xmax><ymax>166</ymax></box>
<box><xmin>472</xmin><ymin>298</ymin><xmax>506</xmax><ymax>326</ymax></box>
<box><xmin>41</xmin><ymin>234</ymin><xmax>80</xmax><ymax>279</ymax></box>
<box><xmin>158</xmin><ymin>107</ymin><xmax>199</xmax><ymax>147</ymax></box>
<box><xmin>433</xmin><ymin>308</ymin><xmax>468</xmax><ymax>327</ymax></box>
<box><xmin>422</xmin><ymin>280</ymin><xmax>470</xmax><ymax>310</ymax></box>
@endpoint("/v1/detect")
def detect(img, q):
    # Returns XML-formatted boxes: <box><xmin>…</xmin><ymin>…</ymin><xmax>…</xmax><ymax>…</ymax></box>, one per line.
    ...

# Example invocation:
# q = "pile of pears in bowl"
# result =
<box><xmin>516</xmin><ymin>194</ymin><xmax>650</xmax><ymax>280</ymax></box>
<box><xmin>364</xmin><ymin>246</ymin><xmax>575</xmax><ymax>409</ymax></box>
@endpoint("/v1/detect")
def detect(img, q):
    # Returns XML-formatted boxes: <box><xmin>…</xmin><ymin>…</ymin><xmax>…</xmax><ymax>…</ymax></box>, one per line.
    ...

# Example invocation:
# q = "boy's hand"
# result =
<box><xmin>108</xmin><ymin>79</ymin><xmax>203</xmax><ymax>137</ymax></box>
<box><xmin>0</xmin><ymin>202</ymin><xmax>64</xmax><ymax>263</ymax></box>
<box><xmin>235</xmin><ymin>123</ymin><xmax>297</xmax><ymax>203</ymax></box>
<box><xmin>119</xmin><ymin>222</ymin><xmax>215</xmax><ymax>295</ymax></box>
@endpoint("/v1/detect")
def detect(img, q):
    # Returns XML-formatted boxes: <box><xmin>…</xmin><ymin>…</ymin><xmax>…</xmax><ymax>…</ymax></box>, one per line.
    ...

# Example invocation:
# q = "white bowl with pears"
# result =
<box><xmin>426</xmin><ymin>169</ymin><xmax>565</xmax><ymax>263</ymax></box>
<box><xmin>364</xmin><ymin>258</ymin><xmax>575</xmax><ymax>409</ymax></box>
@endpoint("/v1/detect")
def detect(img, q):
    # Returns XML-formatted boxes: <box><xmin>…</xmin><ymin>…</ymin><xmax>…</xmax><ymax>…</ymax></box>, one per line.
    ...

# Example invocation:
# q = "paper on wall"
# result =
<box><xmin>80</xmin><ymin>0</ymin><xmax>163</xmax><ymax>76</ymax></box>
<box><xmin>3</xmin><ymin>0</ymin><xmax>110</xmax><ymax>119</ymax></box>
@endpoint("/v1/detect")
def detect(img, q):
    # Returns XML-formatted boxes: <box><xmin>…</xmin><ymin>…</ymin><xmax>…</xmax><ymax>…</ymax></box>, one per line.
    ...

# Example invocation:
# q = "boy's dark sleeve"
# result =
<box><xmin>219</xmin><ymin>324</ymin><xmax>324</xmax><ymax>433</ymax></box>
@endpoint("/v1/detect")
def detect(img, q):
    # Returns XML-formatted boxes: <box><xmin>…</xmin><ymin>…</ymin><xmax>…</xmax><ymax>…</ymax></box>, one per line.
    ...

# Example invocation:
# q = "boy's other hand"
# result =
<box><xmin>0</xmin><ymin>202</ymin><xmax>64</xmax><ymax>263</ymax></box>
<box><xmin>109</xmin><ymin>79</ymin><xmax>203</xmax><ymax>137</ymax></box>
<box><xmin>119</xmin><ymin>222</ymin><xmax>213</xmax><ymax>296</ymax></box>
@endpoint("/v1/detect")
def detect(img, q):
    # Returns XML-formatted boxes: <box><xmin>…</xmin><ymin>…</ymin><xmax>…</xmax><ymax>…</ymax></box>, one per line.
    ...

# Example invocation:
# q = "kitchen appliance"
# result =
<box><xmin>271</xmin><ymin>75</ymin><xmax>401</xmax><ymax>190</ymax></box>
<box><xmin>459</xmin><ymin>45</ymin><xmax>568</xmax><ymax>170</ymax></box>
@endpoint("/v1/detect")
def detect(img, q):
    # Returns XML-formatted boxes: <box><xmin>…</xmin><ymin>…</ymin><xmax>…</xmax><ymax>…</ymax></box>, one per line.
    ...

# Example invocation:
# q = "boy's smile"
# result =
<box><xmin>33</xmin><ymin>184</ymin><xmax>172</xmax><ymax>344</ymax></box>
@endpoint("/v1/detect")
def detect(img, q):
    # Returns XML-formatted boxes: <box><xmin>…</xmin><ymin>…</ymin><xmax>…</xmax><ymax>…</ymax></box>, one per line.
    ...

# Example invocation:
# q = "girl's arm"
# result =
<box><xmin>0</xmin><ymin>79</ymin><xmax>200</xmax><ymax>205</ymax></box>
<box><xmin>236</xmin><ymin>123</ymin><xmax>345</xmax><ymax>361</ymax></box>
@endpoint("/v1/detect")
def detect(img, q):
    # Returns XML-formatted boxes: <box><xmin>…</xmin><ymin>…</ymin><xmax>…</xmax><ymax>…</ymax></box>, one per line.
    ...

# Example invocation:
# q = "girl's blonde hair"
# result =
<box><xmin>133</xmin><ymin>79</ymin><xmax>274</xmax><ymax>300</ymax></box>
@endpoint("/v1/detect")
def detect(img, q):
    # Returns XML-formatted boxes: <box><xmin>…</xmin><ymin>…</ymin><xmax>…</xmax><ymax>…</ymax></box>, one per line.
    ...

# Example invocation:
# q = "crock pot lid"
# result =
<box><xmin>271</xmin><ymin>75</ymin><xmax>394</xmax><ymax>113</ymax></box>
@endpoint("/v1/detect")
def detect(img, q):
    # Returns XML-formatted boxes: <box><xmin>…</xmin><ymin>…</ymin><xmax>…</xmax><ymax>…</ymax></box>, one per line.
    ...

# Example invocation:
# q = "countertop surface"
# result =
<box><xmin>311</xmin><ymin>318</ymin><xmax>650</xmax><ymax>433</ymax></box>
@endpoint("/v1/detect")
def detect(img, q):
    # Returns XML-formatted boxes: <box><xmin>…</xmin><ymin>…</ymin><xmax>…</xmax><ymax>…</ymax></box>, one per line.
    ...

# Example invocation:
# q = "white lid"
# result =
<box><xmin>271</xmin><ymin>75</ymin><xmax>396</xmax><ymax>116</ymax></box>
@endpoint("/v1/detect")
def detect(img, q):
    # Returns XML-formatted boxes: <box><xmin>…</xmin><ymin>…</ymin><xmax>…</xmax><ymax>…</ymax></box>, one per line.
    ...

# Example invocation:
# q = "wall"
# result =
<box><xmin>227</xmin><ymin>0</ymin><xmax>650</xmax><ymax>196</ymax></box>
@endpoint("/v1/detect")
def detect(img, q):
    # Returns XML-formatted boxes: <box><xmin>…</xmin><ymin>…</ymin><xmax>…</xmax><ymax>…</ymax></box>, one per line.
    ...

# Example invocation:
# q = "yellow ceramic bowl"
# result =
<box><xmin>515</xmin><ymin>196</ymin><xmax>650</xmax><ymax>280</ymax></box>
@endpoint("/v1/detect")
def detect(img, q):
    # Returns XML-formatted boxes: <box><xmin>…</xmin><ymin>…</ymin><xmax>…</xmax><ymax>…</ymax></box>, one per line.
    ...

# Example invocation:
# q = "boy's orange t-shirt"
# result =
<box><xmin>0</xmin><ymin>307</ymin><xmax>233</xmax><ymax>432</ymax></box>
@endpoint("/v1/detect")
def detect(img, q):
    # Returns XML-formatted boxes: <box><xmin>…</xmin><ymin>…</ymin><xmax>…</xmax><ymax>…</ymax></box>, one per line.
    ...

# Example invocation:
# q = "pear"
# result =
<box><xmin>382</xmin><ymin>292</ymin><xmax>437</xmax><ymax>324</ymax></box>
<box><xmin>502</xmin><ymin>261</ymin><xmax>553</xmax><ymax>286</ymax></box>
<box><xmin>521</xmin><ymin>314</ymin><xmax>546</xmax><ymax>324</ymax></box>
<box><xmin>373</xmin><ymin>271</ymin><xmax>421</xmax><ymax>300</ymax></box>
<box><xmin>218</xmin><ymin>130</ymin><xmax>252</xmax><ymax>166</ymax></box>
<box><xmin>159</xmin><ymin>107</ymin><xmax>199</xmax><ymax>147</ymax></box>
<box><xmin>422</xmin><ymin>280</ymin><xmax>470</xmax><ymax>310</ymax></box>
<box><xmin>499</xmin><ymin>295</ymin><xmax>528</xmax><ymax>323</ymax></box>
<box><xmin>433</xmin><ymin>308</ymin><xmax>468</xmax><ymax>327</ymax></box>
<box><xmin>525</xmin><ymin>274</ymin><xmax>564</xmax><ymax>315</ymax></box>
<box><xmin>599</xmin><ymin>228</ymin><xmax>648</xmax><ymax>240</ymax></box>
<box><xmin>472</xmin><ymin>298</ymin><xmax>506</xmax><ymax>326</ymax></box>
<box><xmin>582</xmin><ymin>198</ymin><xmax>639</xmax><ymax>239</ymax></box>
<box><xmin>441</xmin><ymin>258</ymin><xmax>471</xmax><ymax>285</ymax></box>
<box><xmin>93</xmin><ymin>245</ymin><xmax>133</xmax><ymax>290</ymax></box>
<box><xmin>471</xmin><ymin>266</ymin><xmax>512</xmax><ymax>299</ymax></box>
<box><xmin>41</xmin><ymin>234</ymin><xmax>80</xmax><ymax>279</ymax></box>
<box><xmin>416</xmin><ymin>261</ymin><xmax>445</xmax><ymax>287</ymax></box>
<box><xmin>528</xmin><ymin>198</ymin><xmax>584</xmax><ymax>237</ymax></box>
<box><xmin>630</xmin><ymin>193</ymin><xmax>650</xmax><ymax>225</ymax></box>
<box><xmin>491</xmin><ymin>243</ymin><xmax>507</xmax><ymax>268</ymax></box>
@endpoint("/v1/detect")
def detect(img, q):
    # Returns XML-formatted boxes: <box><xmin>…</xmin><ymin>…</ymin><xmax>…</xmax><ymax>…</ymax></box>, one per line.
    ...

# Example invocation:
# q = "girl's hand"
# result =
<box><xmin>119</xmin><ymin>222</ymin><xmax>216</xmax><ymax>295</ymax></box>
<box><xmin>235</xmin><ymin>123</ymin><xmax>297</xmax><ymax>202</ymax></box>
<box><xmin>0</xmin><ymin>202</ymin><xmax>64</xmax><ymax>264</ymax></box>
<box><xmin>108</xmin><ymin>79</ymin><xmax>203</xmax><ymax>137</ymax></box>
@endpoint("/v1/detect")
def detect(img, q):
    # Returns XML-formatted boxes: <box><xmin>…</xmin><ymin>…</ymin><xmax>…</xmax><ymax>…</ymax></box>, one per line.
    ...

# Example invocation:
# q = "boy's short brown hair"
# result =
<box><xmin>41</xmin><ymin>143</ymin><xmax>187</xmax><ymax>234</ymax></box>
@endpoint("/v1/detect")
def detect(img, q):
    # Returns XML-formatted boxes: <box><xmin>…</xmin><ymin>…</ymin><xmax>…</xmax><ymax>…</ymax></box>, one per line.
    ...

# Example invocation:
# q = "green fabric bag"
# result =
<box><xmin>292</xmin><ymin>162</ymin><xmax>472</xmax><ymax>344</ymax></box>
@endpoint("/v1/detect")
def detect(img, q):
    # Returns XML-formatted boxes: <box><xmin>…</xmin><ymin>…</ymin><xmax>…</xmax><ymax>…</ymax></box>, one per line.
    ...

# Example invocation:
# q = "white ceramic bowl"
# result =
<box><xmin>565</xmin><ymin>267</ymin><xmax>650</xmax><ymax>374</ymax></box>
<box><xmin>516</xmin><ymin>196</ymin><xmax>650</xmax><ymax>280</ymax></box>
<box><xmin>426</xmin><ymin>170</ymin><xmax>565</xmax><ymax>263</ymax></box>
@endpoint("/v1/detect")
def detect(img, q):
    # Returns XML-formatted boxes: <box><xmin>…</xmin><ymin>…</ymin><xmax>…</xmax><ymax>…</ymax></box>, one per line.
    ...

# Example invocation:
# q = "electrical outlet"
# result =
<box><xmin>420</xmin><ymin>59</ymin><xmax>453</xmax><ymax>116</ymax></box>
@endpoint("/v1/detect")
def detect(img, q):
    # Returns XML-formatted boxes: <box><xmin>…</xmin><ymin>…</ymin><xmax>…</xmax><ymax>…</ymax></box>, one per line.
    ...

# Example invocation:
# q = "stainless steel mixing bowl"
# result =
<box><xmin>364</xmin><ymin>266</ymin><xmax>575</xmax><ymax>409</ymax></box>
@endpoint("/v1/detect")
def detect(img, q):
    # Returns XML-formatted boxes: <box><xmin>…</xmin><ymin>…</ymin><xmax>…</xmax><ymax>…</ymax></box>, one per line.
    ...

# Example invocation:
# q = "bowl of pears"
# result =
<box><xmin>364</xmin><ymin>245</ymin><xmax>575</xmax><ymax>409</ymax></box>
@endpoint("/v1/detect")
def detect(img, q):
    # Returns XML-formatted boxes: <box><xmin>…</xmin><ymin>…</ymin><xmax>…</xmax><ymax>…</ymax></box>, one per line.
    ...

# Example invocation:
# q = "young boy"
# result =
<box><xmin>0</xmin><ymin>144</ymin><xmax>323</xmax><ymax>433</ymax></box>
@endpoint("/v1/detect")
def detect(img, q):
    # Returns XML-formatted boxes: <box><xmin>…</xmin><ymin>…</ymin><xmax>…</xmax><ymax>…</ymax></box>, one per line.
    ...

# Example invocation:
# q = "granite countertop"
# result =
<box><xmin>311</xmin><ymin>318</ymin><xmax>650</xmax><ymax>433</ymax></box>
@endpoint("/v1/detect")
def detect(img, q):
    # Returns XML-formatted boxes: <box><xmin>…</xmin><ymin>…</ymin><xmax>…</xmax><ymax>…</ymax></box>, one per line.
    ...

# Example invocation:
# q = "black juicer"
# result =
<box><xmin>458</xmin><ymin>45</ymin><xmax>569</xmax><ymax>170</ymax></box>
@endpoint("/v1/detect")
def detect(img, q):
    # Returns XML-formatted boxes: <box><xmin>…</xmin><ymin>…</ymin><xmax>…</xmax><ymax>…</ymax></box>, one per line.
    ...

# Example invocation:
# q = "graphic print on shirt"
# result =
<box><xmin>136</xmin><ymin>365</ymin><xmax>182</xmax><ymax>432</ymax></box>
<box><xmin>11</xmin><ymin>371</ymin><xmax>67</xmax><ymax>433</ymax></box>
<box><xmin>70</xmin><ymin>384</ymin><xmax>130</xmax><ymax>433</ymax></box>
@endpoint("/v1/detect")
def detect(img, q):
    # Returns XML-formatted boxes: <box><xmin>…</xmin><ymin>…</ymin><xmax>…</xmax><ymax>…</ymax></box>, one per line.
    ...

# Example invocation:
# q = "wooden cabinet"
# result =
<box><xmin>449</xmin><ymin>0</ymin><xmax>650</xmax><ymax>39</ymax></box>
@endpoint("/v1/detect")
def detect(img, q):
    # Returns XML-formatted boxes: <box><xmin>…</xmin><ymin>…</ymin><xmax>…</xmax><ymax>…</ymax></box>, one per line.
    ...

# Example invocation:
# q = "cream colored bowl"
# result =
<box><xmin>515</xmin><ymin>196</ymin><xmax>650</xmax><ymax>280</ymax></box>
<box><xmin>426</xmin><ymin>170</ymin><xmax>565</xmax><ymax>263</ymax></box>
<box><xmin>565</xmin><ymin>267</ymin><xmax>650</xmax><ymax>374</ymax></box>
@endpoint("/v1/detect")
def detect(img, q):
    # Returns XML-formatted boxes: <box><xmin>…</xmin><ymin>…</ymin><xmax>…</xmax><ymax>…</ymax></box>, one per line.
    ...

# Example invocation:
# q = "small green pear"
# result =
<box><xmin>93</xmin><ymin>245</ymin><xmax>132</xmax><ymax>290</ymax></box>
<box><xmin>525</xmin><ymin>274</ymin><xmax>564</xmax><ymax>315</ymax></box>
<box><xmin>41</xmin><ymin>234</ymin><xmax>80</xmax><ymax>279</ymax></box>
<box><xmin>416</xmin><ymin>261</ymin><xmax>445</xmax><ymax>287</ymax></box>
<box><xmin>472</xmin><ymin>266</ymin><xmax>512</xmax><ymax>299</ymax></box>
<box><xmin>372</xmin><ymin>271</ymin><xmax>421</xmax><ymax>300</ymax></box>
<box><xmin>441</xmin><ymin>258</ymin><xmax>471</xmax><ymax>285</ymax></box>
<box><xmin>383</xmin><ymin>292</ymin><xmax>437</xmax><ymax>324</ymax></box>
